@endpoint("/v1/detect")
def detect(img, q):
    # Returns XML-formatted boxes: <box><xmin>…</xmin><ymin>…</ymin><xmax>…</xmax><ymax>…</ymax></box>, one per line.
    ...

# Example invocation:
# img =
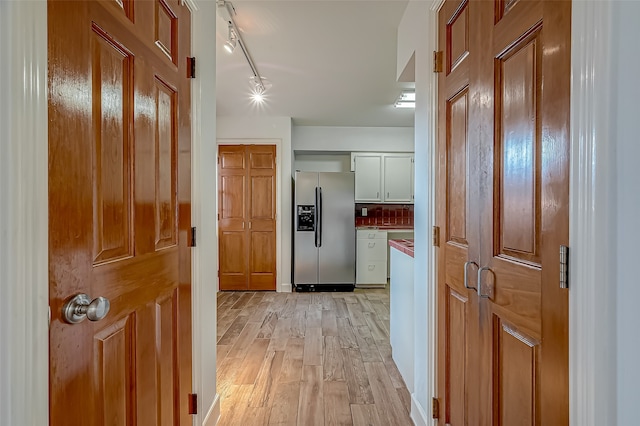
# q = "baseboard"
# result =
<box><xmin>202</xmin><ymin>393</ymin><xmax>220</xmax><ymax>426</ymax></box>
<box><xmin>411</xmin><ymin>394</ymin><xmax>429</xmax><ymax>426</ymax></box>
<box><xmin>279</xmin><ymin>282</ymin><xmax>292</xmax><ymax>293</ymax></box>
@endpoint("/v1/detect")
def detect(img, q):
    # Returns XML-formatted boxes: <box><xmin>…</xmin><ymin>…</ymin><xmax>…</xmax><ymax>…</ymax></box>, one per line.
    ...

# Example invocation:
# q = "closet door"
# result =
<box><xmin>436</xmin><ymin>0</ymin><xmax>570</xmax><ymax>424</ymax></box>
<box><xmin>436</xmin><ymin>1</ymin><xmax>482</xmax><ymax>424</ymax></box>
<box><xmin>246</xmin><ymin>145</ymin><xmax>277</xmax><ymax>290</ymax></box>
<box><xmin>218</xmin><ymin>145</ymin><xmax>249</xmax><ymax>290</ymax></box>
<box><xmin>218</xmin><ymin>145</ymin><xmax>277</xmax><ymax>291</ymax></box>
<box><xmin>475</xmin><ymin>1</ymin><xmax>570</xmax><ymax>424</ymax></box>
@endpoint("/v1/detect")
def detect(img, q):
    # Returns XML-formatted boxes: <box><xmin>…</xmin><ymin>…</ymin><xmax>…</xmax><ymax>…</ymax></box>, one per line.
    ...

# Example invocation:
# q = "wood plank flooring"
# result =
<box><xmin>217</xmin><ymin>288</ymin><xmax>414</xmax><ymax>426</ymax></box>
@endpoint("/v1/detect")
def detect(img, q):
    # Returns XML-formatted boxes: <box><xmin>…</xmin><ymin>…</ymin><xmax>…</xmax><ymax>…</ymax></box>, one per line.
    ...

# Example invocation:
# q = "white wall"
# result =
<box><xmin>293</xmin><ymin>125</ymin><xmax>414</xmax><ymax>153</ymax></box>
<box><xmin>614</xmin><ymin>2</ymin><xmax>640</xmax><ymax>423</ymax></box>
<box><xmin>294</xmin><ymin>154</ymin><xmax>351</xmax><ymax>173</ymax></box>
<box><xmin>397</xmin><ymin>2</ymin><xmax>436</xmax><ymax>424</ymax></box>
<box><xmin>0</xmin><ymin>1</ymin><xmax>49</xmax><ymax>425</ymax></box>
<box><xmin>191</xmin><ymin>2</ymin><xmax>220</xmax><ymax>424</ymax></box>
<box><xmin>217</xmin><ymin>116</ymin><xmax>293</xmax><ymax>292</ymax></box>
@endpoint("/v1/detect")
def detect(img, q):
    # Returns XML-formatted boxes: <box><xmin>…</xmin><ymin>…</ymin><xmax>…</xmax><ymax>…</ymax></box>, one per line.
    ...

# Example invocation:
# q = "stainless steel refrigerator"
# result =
<box><xmin>293</xmin><ymin>172</ymin><xmax>355</xmax><ymax>291</ymax></box>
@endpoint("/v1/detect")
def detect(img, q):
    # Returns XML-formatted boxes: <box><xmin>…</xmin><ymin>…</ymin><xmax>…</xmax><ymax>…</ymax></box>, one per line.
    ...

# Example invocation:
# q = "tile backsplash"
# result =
<box><xmin>355</xmin><ymin>203</ymin><xmax>414</xmax><ymax>227</ymax></box>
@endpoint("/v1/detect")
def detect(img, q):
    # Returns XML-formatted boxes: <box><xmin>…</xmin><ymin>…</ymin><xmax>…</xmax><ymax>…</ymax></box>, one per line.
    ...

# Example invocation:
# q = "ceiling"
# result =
<box><xmin>215</xmin><ymin>0</ymin><xmax>414</xmax><ymax>127</ymax></box>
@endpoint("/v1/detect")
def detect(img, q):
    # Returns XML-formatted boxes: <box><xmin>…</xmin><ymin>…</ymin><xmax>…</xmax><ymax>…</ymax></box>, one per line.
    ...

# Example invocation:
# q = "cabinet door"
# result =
<box><xmin>383</xmin><ymin>154</ymin><xmax>413</xmax><ymax>203</ymax></box>
<box><xmin>354</xmin><ymin>154</ymin><xmax>382</xmax><ymax>202</ymax></box>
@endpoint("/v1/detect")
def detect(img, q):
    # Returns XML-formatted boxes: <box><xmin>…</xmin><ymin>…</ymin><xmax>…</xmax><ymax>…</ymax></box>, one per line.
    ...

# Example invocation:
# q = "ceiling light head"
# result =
<box><xmin>224</xmin><ymin>38</ymin><xmax>236</xmax><ymax>53</ymax></box>
<box><xmin>224</xmin><ymin>22</ymin><xmax>237</xmax><ymax>54</ymax></box>
<box><xmin>249</xmin><ymin>76</ymin><xmax>272</xmax><ymax>104</ymax></box>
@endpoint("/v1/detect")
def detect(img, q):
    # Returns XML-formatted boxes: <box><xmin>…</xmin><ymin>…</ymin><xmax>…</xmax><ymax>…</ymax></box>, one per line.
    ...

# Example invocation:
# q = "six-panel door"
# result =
<box><xmin>48</xmin><ymin>0</ymin><xmax>193</xmax><ymax>423</ymax></box>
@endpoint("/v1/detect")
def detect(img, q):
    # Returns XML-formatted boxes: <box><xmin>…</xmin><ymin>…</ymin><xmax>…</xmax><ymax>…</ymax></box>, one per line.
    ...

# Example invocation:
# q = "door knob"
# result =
<box><xmin>62</xmin><ymin>294</ymin><xmax>111</xmax><ymax>324</ymax></box>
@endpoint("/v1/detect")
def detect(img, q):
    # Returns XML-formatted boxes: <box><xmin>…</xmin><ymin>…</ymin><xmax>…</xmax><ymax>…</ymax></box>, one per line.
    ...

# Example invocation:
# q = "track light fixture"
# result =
<box><xmin>218</xmin><ymin>0</ymin><xmax>267</xmax><ymax>96</ymax></box>
<box><xmin>223</xmin><ymin>22</ymin><xmax>237</xmax><ymax>54</ymax></box>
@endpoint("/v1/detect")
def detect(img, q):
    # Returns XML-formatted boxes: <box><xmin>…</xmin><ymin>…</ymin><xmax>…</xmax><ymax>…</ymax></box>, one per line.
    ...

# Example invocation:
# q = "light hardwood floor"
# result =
<box><xmin>216</xmin><ymin>288</ymin><xmax>414</xmax><ymax>426</ymax></box>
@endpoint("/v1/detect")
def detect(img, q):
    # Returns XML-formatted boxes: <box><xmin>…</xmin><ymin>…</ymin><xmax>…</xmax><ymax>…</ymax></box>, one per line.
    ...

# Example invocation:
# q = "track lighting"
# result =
<box><xmin>223</xmin><ymin>22</ymin><xmax>237</xmax><ymax>53</ymax></box>
<box><xmin>218</xmin><ymin>1</ymin><xmax>269</xmax><ymax>99</ymax></box>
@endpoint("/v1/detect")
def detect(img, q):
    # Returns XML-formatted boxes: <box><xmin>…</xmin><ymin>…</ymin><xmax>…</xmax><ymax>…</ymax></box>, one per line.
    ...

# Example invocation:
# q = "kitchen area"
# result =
<box><xmin>292</xmin><ymin>148</ymin><xmax>416</xmax><ymax>394</ymax></box>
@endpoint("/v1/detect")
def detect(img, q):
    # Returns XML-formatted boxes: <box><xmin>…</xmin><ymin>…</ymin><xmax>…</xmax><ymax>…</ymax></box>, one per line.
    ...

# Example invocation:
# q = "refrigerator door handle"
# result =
<box><xmin>314</xmin><ymin>187</ymin><xmax>320</xmax><ymax>247</ymax></box>
<box><xmin>317</xmin><ymin>187</ymin><xmax>323</xmax><ymax>247</ymax></box>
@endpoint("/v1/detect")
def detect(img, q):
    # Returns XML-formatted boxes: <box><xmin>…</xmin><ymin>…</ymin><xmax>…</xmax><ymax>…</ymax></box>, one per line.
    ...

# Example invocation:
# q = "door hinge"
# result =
<box><xmin>186</xmin><ymin>57</ymin><xmax>196</xmax><ymax>79</ymax></box>
<box><xmin>433</xmin><ymin>50</ymin><xmax>444</xmax><ymax>73</ymax></box>
<box><xmin>189</xmin><ymin>227</ymin><xmax>197</xmax><ymax>247</ymax></box>
<box><xmin>433</xmin><ymin>226</ymin><xmax>440</xmax><ymax>247</ymax></box>
<box><xmin>560</xmin><ymin>245</ymin><xmax>569</xmax><ymax>289</ymax></box>
<box><xmin>188</xmin><ymin>393</ymin><xmax>197</xmax><ymax>415</ymax></box>
<box><xmin>432</xmin><ymin>397</ymin><xmax>440</xmax><ymax>419</ymax></box>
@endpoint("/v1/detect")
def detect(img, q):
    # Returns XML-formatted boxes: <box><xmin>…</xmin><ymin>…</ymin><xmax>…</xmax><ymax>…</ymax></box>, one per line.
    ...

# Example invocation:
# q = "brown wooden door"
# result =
<box><xmin>48</xmin><ymin>0</ymin><xmax>192</xmax><ymax>424</ymax></box>
<box><xmin>436</xmin><ymin>0</ymin><xmax>481</xmax><ymax>424</ymax></box>
<box><xmin>218</xmin><ymin>145</ymin><xmax>277</xmax><ymax>291</ymax></box>
<box><xmin>436</xmin><ymin>0</ymin><xmax>570</xmax><ymax>424</ymax></box>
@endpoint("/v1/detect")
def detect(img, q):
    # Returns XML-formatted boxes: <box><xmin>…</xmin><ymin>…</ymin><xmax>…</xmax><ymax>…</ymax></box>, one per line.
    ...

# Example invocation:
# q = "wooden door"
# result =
<box><xmin>48</xmin><ymin>0</ymin><xmax>192</xmax><ymax>424</ymax></box>
<box><xmin>436</xmin><ymin>0</ymin><xmax>482</xmax><ymax>423</ymax></box>
<box><xmin>218</xmin><ymin>145</ymin><xmax>277</xmax><ymax>291</ymax></box>
<box><xmin>436</xmin><ymin>0</ymin><xmax>570</xmax><ymax>424</ymax></box>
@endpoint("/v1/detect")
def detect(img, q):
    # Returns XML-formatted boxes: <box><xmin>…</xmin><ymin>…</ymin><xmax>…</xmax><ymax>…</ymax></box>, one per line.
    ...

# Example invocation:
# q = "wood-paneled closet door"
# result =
<box><xmin>48</xmin><ymin>0</ymin><xmax>193</xmax><ymax>423</ymax></box>
<box><xmin>436</xmin><ymin>0</ymin><xmax>570</xmax><ymax>425</ymax></box>
<box><xmin>218</xmin><ymin>145</ymin><xmax>277</xmax><ymax>291</ymax></box>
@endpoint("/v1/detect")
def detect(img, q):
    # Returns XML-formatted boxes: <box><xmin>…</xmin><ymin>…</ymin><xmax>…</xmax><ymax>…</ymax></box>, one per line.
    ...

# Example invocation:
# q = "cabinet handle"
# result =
<box><xmin>376</xmin><ymin>191</ymin><xmax>379</xmax><ymax>198</ymax></box>
<box><xmin>368</xmin><ymin>242</ymin><xmax>375</xmax><ymax>248</ymax></box>
<box><xmin>368</xmin><ymin>265</ymin><xmax>375</xmax><ymax>271</ymax></box>
<box><xmin>368</xmin><ymin>234</ymin><xmax>376</xmax><ymax>239</ymax></box>
<box><xmin>387</xmin><ymin>192</ymin><xmax>390</xmax><ymax>198</ymax></box>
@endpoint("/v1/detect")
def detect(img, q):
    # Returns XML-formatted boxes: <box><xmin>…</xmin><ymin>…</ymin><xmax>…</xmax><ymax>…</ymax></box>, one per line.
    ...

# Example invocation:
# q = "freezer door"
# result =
<box><xmin>294</xmin><ymin>172</ymin><xmax>319</xmax><ymax>284</ymax></box>
<box><xmin>318</xmin><ymin>173</ymin><xmax>356</xmax><ymax>284</ymax></box>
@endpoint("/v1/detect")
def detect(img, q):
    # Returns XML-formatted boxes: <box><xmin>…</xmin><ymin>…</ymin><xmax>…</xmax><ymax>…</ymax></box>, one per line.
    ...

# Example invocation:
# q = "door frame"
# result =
<box><xmin>0</xmin><ymin>1</ymin><xmax>623</xmax><ymax>425</ymax></box>
<box><xmin>216</xmin><ymin>139</ymin><xmax>283</xmax><ymax>293</ymax></box>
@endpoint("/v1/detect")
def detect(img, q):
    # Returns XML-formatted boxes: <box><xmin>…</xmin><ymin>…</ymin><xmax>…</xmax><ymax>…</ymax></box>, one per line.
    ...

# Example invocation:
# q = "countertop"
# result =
<box><xmin>388</xmin><ymin>239</ymin><xmax>414</xmax><ymax>257</ymax></box>
<box><xmin>356</xmin><ymin>225</ymin><xmax>414</xmax><ymax>230</ymax></box>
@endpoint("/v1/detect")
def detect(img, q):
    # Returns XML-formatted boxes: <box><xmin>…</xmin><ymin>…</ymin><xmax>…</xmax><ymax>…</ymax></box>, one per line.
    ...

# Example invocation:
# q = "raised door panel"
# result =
<box><xmin>219</xmin><ymin>231</ymin><xmax>248</xmax><ymax>290</ymax></box>
<box><xmin>154</xmin><ymin>0</ymin><xmax>178</xmax><ymax>64</ymax></box>
<box><xmin>354</xmin><ymin>155</ymin><xmax>382</xmax><ymax>202</ymax></box>
<box><xmin>445</xmin><ymin>289</ymin><xmax>469</xmax><ymax>426</ymax></box>
<box><xmin>249</xmin><ymin>231</ymin><xmax>276</xmax><ymax>290</ymax></box>
<box><xmin>492</xmin><ymin>319</ymin><xmax>540</xmax><ymax>426</ymax></box>
<box><xmin>95</xmin><ymin>316</ymin><xmax>135</xmax><ymax>425</ymax></box>
<box><xmin>91</xmin><ymin>25</ymin><xmax>134</xmax><ymax>265</ymax></box>
<box><xmin>154</xmin><ymin>77</ymin><xmax>178</xmax><ymax>251</ymax></box>
<box><xmin>446</xmin><ymin>88</ymin><xmax>469</xmax><ymax>247</ymax></box>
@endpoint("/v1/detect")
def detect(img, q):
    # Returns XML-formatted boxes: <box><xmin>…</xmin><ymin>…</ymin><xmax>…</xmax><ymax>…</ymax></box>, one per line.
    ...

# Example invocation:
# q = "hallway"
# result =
<box><xmin>216</xmin><ymin>289</ymin><xmax>414</xmax><ymax>425</ymax></box>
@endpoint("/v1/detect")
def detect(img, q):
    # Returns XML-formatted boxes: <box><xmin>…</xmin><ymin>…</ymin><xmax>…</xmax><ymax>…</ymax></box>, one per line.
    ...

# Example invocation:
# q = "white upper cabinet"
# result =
<box><xmin>353</xmin><ymin>154</ymin><xmax>383</xmax><ymax>202</ymax></box>
<box><xmin>383</xmin><ymin>154</ymin><xmax>414</xmax><ymax>203</ymax></box>
<box><xmin>352</xmin><ymin>152</ymin><xmax>414</xmax><ymax>203</ymax></box>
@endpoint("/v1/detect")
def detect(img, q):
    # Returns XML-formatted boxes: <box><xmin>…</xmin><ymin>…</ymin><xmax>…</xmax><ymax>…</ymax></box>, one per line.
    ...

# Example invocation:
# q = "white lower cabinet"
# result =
<box><xmin>356</xmin><ymin>229</ymin><xmax>388</xmax><ymax>287</ymax></box>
